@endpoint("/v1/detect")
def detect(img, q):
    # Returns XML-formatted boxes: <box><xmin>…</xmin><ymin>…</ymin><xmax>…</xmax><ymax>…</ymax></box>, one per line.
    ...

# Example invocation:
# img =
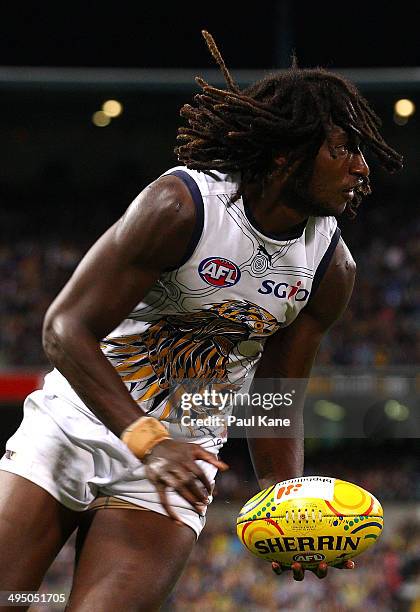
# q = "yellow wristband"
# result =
<box><xmin>120</xmin><ymin>416</ymin><xmax>170</xmax><ymax>460</ymax></box>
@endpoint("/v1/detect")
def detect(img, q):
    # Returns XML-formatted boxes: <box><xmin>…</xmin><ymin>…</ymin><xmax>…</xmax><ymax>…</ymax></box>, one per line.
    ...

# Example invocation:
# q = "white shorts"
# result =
<box><xmin>0</xmin><ymin>390</ymin><xmax>218</xmax><ymax>538</ymax></box>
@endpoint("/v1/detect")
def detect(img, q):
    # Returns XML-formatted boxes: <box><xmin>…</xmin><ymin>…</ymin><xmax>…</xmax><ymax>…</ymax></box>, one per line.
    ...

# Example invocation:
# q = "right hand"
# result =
<box><xmin>142</xmin><ymin>438</ymin><xmax>229</xmax><ymax>525</ymax></box>
<box><xmin>272</xmin><ymin>559</ymin><xmax>355</xmax><ymax>580</ymax></box>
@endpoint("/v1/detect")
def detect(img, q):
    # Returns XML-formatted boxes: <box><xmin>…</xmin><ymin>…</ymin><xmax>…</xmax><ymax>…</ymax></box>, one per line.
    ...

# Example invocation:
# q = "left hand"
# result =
<box><xmin>272</xmin><ymin>559</ymin><xmax>355</xmax><ymax>581</ymax></box>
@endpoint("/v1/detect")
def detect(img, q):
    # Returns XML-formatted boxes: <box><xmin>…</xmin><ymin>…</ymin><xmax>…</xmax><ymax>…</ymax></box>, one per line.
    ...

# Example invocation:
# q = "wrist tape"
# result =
<box><xmin>120</xmin><ymin>416</ymin><xmax>170</xmax><ymax>460</ymax></box>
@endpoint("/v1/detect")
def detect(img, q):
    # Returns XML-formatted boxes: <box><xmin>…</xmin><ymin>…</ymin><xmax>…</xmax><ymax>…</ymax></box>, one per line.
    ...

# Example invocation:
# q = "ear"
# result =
<box><xmin>269</xmin><ymin>155</ymin><xmax>289</xmax><ymax>181</ymax></box>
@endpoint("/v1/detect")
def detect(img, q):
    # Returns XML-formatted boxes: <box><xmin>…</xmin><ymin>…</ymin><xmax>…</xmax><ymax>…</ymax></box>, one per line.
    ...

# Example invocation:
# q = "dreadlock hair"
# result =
<box><xmin>175</xmin><ymin>31</ymin><xmax>403</xmax><ymax>218</ymax></box>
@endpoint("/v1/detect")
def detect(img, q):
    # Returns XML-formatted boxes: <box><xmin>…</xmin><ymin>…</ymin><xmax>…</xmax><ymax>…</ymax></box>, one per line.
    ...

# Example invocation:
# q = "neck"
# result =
<box><xmin>243</xmin><ymin>181</ymin><xmax>308</xmax><ymax>236</ymax></box>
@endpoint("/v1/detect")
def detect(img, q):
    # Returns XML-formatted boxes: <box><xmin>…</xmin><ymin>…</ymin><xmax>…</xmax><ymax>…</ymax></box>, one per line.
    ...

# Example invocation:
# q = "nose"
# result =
<box><xmin>350</xmin><ymin>150</ymin><xmax>370</xmax><ymax>178</ymax></box>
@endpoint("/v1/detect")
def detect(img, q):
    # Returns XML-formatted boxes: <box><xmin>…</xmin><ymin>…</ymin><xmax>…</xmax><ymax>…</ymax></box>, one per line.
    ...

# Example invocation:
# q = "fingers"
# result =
<box><xmin>167</xmin><ymin>462</ymin><xmax>211</xmax><ymax>500</ymax></box>
<box><xmin>272</xmin><ymin>559</ymin><xmax>355</xmax><ymax>580</ymax></box>
<box><xmin>272</xmin><ymin>561</ymin><xmax>309</xmax><ymax>580</ymax></box>
<box><xmin>291</xmin><ymin>562</ymin><xmax>305</xmax><ymax>581</ymax></box>
<box><xmin>175</xmin><ymin>485</ymin><xmax>206</xmax><ymax>514</ymax></box>
<box><xmin>186</xmin><ymin>461</ymin><xmax>212</xmax><ymax>496</ymax></box>
<box><xmin>194</xmin><ymin>447</ymin><xmax>229</xmax><ymax>471</ymax></box>
<box><xmin>146</xmin><ymin>461</ymin><xmax>210</xmax><ymax>514</ymax></box>
<box><xmin>332</xmin><ymin>559</ymin><xmax>355</xmax><ymax>569</ymax></box>
<box><xmin>171</xmin><ymin>466</ymin><xmax>209</xmax><ymax>513</ymax></box>
<box><xmin>154</xmin><ymin>480</ymin><xmax>183</xmax><ymax>527</ymax></box>
<box><xmin>145</xmin><ymin>464</ymin><xmax>183</xmax><ymax>525</ymax></box>
<box><xmin>314</xmin><ymin>562</ymin><xmax>328</xmax><ymax>579</ymax></box>
<box><xmin>144</xmin><ymin>442</ymin><xmax>228</xmax><ymax>521</ymax></box>
<box><xmin>186</xmin><ymin>447</ymin><xmax>228</xmax><ymax>498</ymax></box>
<box><xmin>272</xmin><ymin>561</ymin><xmax>305</xmax><ymax>581</ymax></box>
<box><xmin>313</xmin><ymin>559</ymin><xmax>355</xmax><ymax>574</ymax></box>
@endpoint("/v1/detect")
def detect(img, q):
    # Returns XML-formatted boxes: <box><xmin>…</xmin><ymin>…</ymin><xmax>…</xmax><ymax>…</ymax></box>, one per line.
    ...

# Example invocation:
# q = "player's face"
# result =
<box><xmin>284</xmin><ymin>126</ymin><xmax>370</xmax><ymax>217</ymax></box>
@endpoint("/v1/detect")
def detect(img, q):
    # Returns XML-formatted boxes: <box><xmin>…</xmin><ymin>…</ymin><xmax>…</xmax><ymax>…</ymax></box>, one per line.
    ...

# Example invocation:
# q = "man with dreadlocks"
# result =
<box><xmin>0</xmin><ymin>31</ymin><xmax>402</xmax><ymax>610</ymax></box>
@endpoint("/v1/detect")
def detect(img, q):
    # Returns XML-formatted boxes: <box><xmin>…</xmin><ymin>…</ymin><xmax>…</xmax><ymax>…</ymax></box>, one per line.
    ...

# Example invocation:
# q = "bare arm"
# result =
<box><xmin>248</xmin><ymin>237</ymin><xmax>356</xmax><ymax>489</ymax></box>
<box><xmin>43</xmin><ymin>175</ymin><xmax>228</xmax><ymax>520</ymax></box>
<box><xmin>43</xmin><ymin>175</ymin><xmax>196</xmax><ymax>435</ymax></box>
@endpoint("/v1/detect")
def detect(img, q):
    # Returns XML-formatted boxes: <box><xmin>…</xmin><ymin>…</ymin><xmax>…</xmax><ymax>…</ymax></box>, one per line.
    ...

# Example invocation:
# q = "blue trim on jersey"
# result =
<box><xmin>242</xmin><ymin>195</ymin><xmax>308</xmax><ymax>241</ymax></box>
<box><xmin>309</xmin><ymin>227</ymin><xmax>341</xmax><ymax>300</ymax></box>
<box><xmin>166</xmin><ymin>170</ymin><xmax>205</xmax><ymax>270</ymax></box>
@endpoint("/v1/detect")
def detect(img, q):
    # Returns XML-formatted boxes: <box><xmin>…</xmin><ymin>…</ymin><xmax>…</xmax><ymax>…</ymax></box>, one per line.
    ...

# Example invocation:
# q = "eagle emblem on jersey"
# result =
<box><xmin>102</xmin><ymin>300</ymin><xmax>279</xmax><ymax>420</ymax></box>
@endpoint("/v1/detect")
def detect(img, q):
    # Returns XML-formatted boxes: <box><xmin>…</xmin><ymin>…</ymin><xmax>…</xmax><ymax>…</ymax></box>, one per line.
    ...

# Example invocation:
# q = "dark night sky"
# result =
<box><xmin>1</xmin><ymin>2</ymin><xmax>419</xmax><ymax>69</ymax></box>
<box><xmin>0</xmin><ymin>1</ymin><xmax>418</xmax><ymax>206</ymax></box>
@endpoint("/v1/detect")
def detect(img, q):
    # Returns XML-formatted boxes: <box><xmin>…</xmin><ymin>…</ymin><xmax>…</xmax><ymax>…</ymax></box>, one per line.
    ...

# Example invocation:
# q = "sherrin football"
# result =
<box><xmin>236</xmin><ymin>476</ymin><xmax>383</xmax><ymax>569</ymax></box>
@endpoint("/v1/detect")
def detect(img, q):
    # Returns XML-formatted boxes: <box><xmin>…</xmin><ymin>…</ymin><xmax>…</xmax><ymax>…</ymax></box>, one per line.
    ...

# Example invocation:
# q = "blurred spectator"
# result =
<box><xmin>214</xmin><ymin>452</ymin><xmax>420</xmax><ymax>502</ymax></box>
<box><xmin>0</xmin><ymin>240</ymin><xmax>84</xmax><ymax>366</ymax></box>
<box><xmin>317</xmin><ymin>224</ymin><xmax>420</xmax><ymax>367</ymax></box>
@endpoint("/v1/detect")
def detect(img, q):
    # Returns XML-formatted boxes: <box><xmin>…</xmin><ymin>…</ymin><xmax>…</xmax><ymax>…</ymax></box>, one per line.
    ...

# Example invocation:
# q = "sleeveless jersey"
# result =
<box><xmin>44</xmin><ymin>167</ymin><xmax>340</xmax><ymax>449</ymax></box>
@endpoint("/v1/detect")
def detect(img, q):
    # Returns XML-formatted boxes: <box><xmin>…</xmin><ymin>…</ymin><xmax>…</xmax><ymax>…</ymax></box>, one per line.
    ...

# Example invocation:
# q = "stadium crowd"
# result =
<box><xmin>215</xmin><ymin>451</ymin><xmax>420</xmax><ymax>503</ymax></box>
<box><xmin>317</xmin><ymin>212</ymin><xmax>420</xmax><ymax>367</ymax></box>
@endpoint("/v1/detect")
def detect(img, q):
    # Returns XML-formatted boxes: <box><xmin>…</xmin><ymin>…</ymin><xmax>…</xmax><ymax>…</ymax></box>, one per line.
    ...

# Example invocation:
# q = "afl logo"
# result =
<box><xmin>198</xmin><ymin>257</ymin><xmax>241</xmax><ymax>287</ymax></box>
<box><xmin>293</xmin><ymin>553</ymin><xmax>326</xmax><ymax>563</ymax></box>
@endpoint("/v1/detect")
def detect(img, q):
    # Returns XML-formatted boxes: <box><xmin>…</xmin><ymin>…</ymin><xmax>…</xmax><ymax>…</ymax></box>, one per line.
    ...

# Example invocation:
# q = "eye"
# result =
<box><xmin>334</xmin><ymin>144</ymin><xmax>350</xmax><ymax>157</ymax></box>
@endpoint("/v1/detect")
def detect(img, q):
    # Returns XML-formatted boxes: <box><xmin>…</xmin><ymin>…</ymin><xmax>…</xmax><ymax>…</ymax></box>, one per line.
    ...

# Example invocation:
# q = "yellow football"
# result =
<box><xmin>236</xmin><ymin>476</ymin><xmax>383</xmax><ymax>569</ymax></box>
